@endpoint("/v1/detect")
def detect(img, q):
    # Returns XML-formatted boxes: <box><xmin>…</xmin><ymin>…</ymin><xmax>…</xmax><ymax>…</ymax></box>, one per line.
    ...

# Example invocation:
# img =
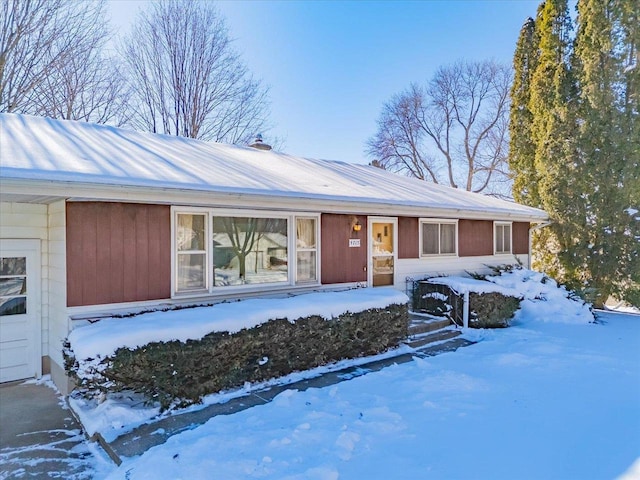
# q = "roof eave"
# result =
<box><xmin>0</xmin><ymin>177</ymin><xmax>549</xmax><ymax>222</ymax></box>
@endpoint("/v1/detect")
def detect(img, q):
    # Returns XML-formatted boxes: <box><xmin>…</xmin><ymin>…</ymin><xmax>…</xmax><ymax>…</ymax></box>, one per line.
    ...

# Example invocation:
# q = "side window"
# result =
<box><xmin>296</xmin><ymin>217</ymin><xmax>318</xmax><ymax>283</ymax></box>
<box><xmin>495</xmin><ymin>223</ymin><xmax>512</xmax><ymax>254</ymax></box>
<box><xmin>176</xmin><ymin>213</ymin><xmax>207</xmax><ymax>292</ymax></box>
<box><xmin>421</xmin><ymin>220</ymin><xmax>457</xmax><ymax>256</ymax></box>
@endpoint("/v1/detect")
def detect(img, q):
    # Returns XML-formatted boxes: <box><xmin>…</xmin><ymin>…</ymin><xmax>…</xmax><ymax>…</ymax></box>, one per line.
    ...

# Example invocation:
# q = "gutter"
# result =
<box><xmin>528</xmin><ymin>221</ymin><xmax>553</xmax><ymax>269</ymax></box>
<box><xmin>0</xmin><ymin>177</ymin><xmax>549</xmax><ymax>223</ymax></box>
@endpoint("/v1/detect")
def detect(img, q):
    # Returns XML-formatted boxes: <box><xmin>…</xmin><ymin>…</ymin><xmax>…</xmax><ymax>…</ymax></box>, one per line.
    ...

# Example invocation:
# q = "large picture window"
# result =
<box><xmin>213</xmin><ymin>216</ymin><xmax>288</xmax><ymax>286</ymax></box>
<box><xmin>420</xmin><ymin>220</ymin><xmax>457</xmax><ymax>256</ymax></box>
<box><xmin>495</xmin><ymin>222</ymin><xmax>512</xmax><ymax>254</ymax></box>
<box><xmin>173</xmin><ymin>209</ymin><xmax>319</xmax><ymax>295</ymax></box>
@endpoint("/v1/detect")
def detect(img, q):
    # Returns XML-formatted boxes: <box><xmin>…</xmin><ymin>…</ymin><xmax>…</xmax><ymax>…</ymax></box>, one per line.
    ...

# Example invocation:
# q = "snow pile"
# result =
<box><xmin>484</xmin><ymin>268</ymin><xmax>594</xmax><ymax>324</ymax></box>
<box><xmin>427</xmin><ymin>275</ymin><xmax>522</xmax><ymax>297</ymax></box>
<box><xmin>430</xmin><ymin>267</ymin><xmax>594</xmax><ymax>325</ymax></box>
<box><xmin>67</xmin><ymin>287</ymin><xmax>408</xmax><ymax>362</ymax></box>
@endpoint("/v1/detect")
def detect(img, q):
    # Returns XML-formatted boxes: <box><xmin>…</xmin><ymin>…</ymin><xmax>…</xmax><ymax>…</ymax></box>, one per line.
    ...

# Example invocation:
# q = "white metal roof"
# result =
<box><xmin>0</xmin><ymin>114</ymin><xmax>547</xmax><ymax>220</ymax></box>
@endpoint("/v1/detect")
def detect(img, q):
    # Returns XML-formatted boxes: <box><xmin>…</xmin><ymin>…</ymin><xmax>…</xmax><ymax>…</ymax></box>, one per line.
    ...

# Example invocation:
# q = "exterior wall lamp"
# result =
<box><xmin>352</xmin><ymin>218</ymin><xmax>362</xmax><ymax>232</ymax></box>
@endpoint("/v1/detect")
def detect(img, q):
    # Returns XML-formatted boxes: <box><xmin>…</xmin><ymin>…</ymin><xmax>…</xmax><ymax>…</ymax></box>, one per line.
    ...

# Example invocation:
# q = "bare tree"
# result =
<box><xmin>0</xmin><ymin>0</ymin><xmax>113</xmax><ymax>117</ymax></box>
<box><xmin>33</xmin><ymin>30</ymin><xmax>128</xmax><ymax>125</ymax></box>
<box><xmin>367</xmin><ymin>60</ymin><xmax>512</xmax><ymax>197</ymax></box>
<box><xmin>121</xmin><ymin>0</ymin><xmax>271</xmax><ymax>144</ymax></box>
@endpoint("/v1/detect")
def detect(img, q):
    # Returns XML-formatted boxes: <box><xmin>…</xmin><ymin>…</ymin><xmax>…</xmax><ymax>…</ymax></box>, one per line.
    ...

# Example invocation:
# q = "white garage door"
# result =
<box><xmin>0</xmin><ymin>240</ymin><xmax>41</xmax><ymax>383</ymax></box>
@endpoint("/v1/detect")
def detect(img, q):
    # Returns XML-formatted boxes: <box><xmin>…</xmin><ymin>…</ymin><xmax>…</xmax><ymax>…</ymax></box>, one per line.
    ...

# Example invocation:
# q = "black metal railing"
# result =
<box><xmin>406</xmin><ymin>277</ymin><xmax>465</xmax><ymax>326</ymax></box>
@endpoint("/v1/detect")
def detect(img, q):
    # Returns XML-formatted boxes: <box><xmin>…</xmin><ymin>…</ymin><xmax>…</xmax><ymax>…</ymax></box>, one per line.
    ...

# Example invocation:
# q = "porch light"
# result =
<box><xmin>352</xmin><ymin>218</ymin><xmax>362</xmax><ymax>232</ymax></box>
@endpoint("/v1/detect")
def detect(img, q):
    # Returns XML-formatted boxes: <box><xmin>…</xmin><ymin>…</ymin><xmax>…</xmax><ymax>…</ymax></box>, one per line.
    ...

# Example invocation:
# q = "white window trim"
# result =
<box><xmin>494</xmin><ymin>221</ymin><xmax>513</xmax><ymax>255</ymax></box>
<box><xmin>295</xmin><ymin>216</ymin><xmax>320</xmax><ymax>285</ymax></box>
<box><xmin>419</xmin><ymin>218</ymin><xmax>459</xmax><ymax>257</ymax></box>
<box><xmin>171</xmin><ymin>207</ymin><xmax>320</xmax><ymax>298</ymax></box>
<box><xmin>172</xmin><ymin>207</ymin><xmax>211</xmax><ymax>296</ymax></box>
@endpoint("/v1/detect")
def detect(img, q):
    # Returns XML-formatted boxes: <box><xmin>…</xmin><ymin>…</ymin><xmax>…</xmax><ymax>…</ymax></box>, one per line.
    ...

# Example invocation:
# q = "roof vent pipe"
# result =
<box><xmin>249</xmin><ymin>133</ymin><xmax>272</xmax><ymax>151</ymax></box>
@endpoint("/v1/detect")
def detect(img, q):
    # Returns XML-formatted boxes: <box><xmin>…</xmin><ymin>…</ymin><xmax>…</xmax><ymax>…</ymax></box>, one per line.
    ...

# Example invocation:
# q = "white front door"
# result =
<box><xmin>368</xmin><ymin>217</ymin><xmax>397</xmax><ymax>287</ymax></box>
<box><xmin>0</xmin><ymin>240</ymin><xmax>41</xmax><ymax>383</ymax></box>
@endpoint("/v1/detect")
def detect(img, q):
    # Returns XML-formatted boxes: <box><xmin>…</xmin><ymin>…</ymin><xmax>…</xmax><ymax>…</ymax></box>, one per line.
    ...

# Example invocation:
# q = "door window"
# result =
<box><xmin>371</xmin><ymin>222</ymin><xmax>394</xmax><ymax>287</ymax></box>
<box><xmin>0</xmin><ymin>257</ymin><xmax>27</xmax><ymax>316</ymax></box>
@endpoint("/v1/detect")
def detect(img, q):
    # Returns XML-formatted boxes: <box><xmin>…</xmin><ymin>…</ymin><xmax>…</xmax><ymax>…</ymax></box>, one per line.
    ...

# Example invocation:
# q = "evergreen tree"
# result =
<box><xmin>573</xmin><ymin>0</ymin><xmax>639</xmax><ymax>305</ymax></box>
<box><xmin>511</xmin><ymin>0</ymin><xmax>639</xmax><ymax>306</ymax></box>
<box><xmin>528</xmin><ymin>0</ymin><xmax>584</xmax><ymax>285</ymax></box>
<box><xmin>509</xmin><ymin>16</ymin><xmax>541</xmax><ymax>206</ymax></box>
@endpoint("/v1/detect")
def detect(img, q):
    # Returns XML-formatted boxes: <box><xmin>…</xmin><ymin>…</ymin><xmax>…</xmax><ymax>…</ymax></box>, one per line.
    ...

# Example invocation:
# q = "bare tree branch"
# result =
<box><xmin>0</xmin><ymin>0</ymin><xmax>117</xmax><ymax>119</ymax></box>
<box><xmin>121</xmin><ymin>0</ymin><xmax>272</xmax><ymax>144</ymax></box>
<box><xmin>367</xmin><ymin>60</ymin><xmax>513</xmax><ymax>198</ymax></box>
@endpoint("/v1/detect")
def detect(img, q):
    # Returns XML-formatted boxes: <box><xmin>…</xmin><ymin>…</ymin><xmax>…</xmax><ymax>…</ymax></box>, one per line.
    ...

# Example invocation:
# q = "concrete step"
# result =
<box><xmin>408</xmin><ymin>316</ymin><xmax>452</xmax><ymax>336</ymax></box>
<box><xmin>414</xmin><ymin>336</ymin><xmax>475</xmax><ymax>357</ymax></box>
<box><xmin>405</xmin><ymin>328</ymin><xmax>461</xmax><ymax>349</ymax></box>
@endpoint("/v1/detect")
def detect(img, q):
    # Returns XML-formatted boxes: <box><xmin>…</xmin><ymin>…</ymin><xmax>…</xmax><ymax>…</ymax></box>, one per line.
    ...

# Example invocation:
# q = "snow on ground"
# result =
<box><xmin>69</xmin><ymin>344</ymin><xmax>415</xmax><ymax>442</ymax></box>
<box><xmin>94</xmin><ymin>290</ymin><xmax>639</xmax><ymax>479</ymax></box>
<box><xmin>102</xmin><ymin>310</ymin><xmax>640</xmax><ymax>480</ymax></box>
<box><xmin>68</xmin><ymin>287</ymin><xmax>408</xmax><ymax>362</ymax></box>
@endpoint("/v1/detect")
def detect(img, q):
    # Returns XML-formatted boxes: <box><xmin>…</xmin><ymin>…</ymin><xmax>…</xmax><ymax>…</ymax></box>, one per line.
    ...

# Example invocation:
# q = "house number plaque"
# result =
<box><xmin>349</xmin><ymin>239</ymin><xmax>361</xmax><ymax>247</ymax></box>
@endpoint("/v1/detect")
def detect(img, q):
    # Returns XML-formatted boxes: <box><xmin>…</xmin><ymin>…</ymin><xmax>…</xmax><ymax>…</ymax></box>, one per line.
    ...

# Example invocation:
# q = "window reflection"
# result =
<box><xmin>213</xmin><ymin>217</ymin><xmax>288</xmax><ymax>286</ymax></box>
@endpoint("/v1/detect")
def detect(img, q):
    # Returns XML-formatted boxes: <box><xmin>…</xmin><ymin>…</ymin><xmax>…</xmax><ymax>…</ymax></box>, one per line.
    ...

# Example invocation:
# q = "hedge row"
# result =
<box><xmin>68</xmin><ymin>304</ymin><xmax>409</xmax><ymax>410</ymax></box>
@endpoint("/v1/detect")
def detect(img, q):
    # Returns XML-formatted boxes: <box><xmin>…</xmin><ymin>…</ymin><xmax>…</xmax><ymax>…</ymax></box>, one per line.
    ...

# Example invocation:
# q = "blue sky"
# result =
<box><xmin>108</xmin><ymin>0</ymin><xmax>540</xmax><ymax>164</ymax></box>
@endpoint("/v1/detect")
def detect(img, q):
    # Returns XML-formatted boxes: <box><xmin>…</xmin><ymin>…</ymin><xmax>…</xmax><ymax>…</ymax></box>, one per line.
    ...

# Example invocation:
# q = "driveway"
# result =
<box><xmin>0</xmin><ymin>379</ymin><xmax>108</xmax><ymax>479</ymax></box>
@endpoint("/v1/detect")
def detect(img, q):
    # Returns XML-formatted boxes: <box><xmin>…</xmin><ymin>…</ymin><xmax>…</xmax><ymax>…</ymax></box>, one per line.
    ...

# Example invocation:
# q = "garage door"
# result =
<box><xmin>0</xmin><ymin>240</ymin><xmax>41</xmax><ymax>383</ymax></box>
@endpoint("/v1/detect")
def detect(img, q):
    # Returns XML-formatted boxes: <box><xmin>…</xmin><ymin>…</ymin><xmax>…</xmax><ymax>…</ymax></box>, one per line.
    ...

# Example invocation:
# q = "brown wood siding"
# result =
<box><xmin>398</xmin><ymin>217</ymin><xmax>419</xmax><ymax>259</ymax></box>
<box><xmin>66</xmin><ymin>202</ymin><xmax>171</xmax><ymax>307</ymax></box>
<box><xmin>458</xmin><ymin>220</ymin><xmax>494</xmax><ymax>257</ymax></box>
<box><xmin>513</xmin><ymin>222</ymin><xmax>530</xmax><ymax>255</ymax></box>
<box><xmin>320</xmin><ymin>214</ymin><xmax>367</xmax><ymax>284</ymax></box>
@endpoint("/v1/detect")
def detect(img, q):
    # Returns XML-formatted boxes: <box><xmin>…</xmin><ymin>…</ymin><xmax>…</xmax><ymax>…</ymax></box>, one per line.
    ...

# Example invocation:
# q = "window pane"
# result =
<box><xmin>213</xmin><ymin>217</ymin><xmax>288</xmax><ymax>286</ymax></box>
<box><xmin>422</xmin><ymin>223</ymin><xmax>439</xmax><ymax>255</ymax></box>
<box><xmin>0</xmin><ymin>278</ymin><xmax>26</xmax><ymax>296</ymax></box>
<box><xmin>296</xmin><ymin>218</ymin><xmax>316</xmax><ymax>248</ymax></box>
<box><xmin>0</xmin><ymin>257</ymin><xmax>26</xmax><ymax>276</ymax></box>
<box><xmin>440</xmin><ymin>224</ymin><xmax>456</xmax><ymax>254</ymax></box>
<box><xmin>496</xmin><ymin>226</ymin><xmax>504</xmax><ymax>252</ymax></box>
<box><xmin>297</xmin><ymin>251</ymin><xmax>317</xmax><ymax>282</ymax></box>
<box><xmin>0</xmin><ymin>296</ymin><xmax>26</xmax><ymax>316</ymax></box>
<box><xmin>504</xmin><ymin>225</ymin><xmax>511</xmax><ymax>252</ymax></box>
<box><xmin>177</xmin><ymin>214</ymin><xmax>205</xmax><ymax>251</ymax></box>
<box><xmin>371</xmin><ymin>222</ymin><xmax>393</xmax><ymax>255</ymax></box>
<box><xmin>177</xmin><ymin>253</ymin><xmax>206</xmax><ymax>290</ymax></box>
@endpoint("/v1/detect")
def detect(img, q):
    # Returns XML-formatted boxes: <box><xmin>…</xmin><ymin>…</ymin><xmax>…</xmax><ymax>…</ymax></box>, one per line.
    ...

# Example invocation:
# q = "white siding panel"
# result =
<box><xmin>47</xmin><ymin>200</ymin><xmax>68</xmax><ymax>370</ymax></box>
<box><xmin>394</xmin><ymin>254</ymin><xmax>529</xmax><ymax>293</ymax></box>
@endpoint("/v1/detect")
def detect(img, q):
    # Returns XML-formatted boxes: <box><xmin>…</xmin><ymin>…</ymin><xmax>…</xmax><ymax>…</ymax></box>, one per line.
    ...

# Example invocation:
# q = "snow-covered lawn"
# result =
<box><xmin>99</xmin><ymin>308</ymin><xmax>639</xmax><ymax>480</ymax></box>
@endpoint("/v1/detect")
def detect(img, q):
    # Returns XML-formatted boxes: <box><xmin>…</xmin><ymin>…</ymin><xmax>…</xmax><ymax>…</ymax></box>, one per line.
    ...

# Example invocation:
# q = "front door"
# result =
<box><xmin>0</xmin><ymin>240</ymin><xmax>41</xmax><ymax>383</ymax></box>
<box><xmin>369</xmin><ymin>218</ymin><xmax>397</xmax><ymax>287</ymax></box>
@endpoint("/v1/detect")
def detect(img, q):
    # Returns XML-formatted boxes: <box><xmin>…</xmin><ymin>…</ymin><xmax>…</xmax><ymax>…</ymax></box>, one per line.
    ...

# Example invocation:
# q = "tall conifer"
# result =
<box><xmin>509</xmin><ymin>16</ymin><xmax>540</xmax><ymax>206</ymax></box>
<box><xmin>511</xmin><ymin>0</ymin><xmax>639</xmax><ymax>305</ymax></box>
<box><xmin>528</xmin><ymin>0</ymin><xmax>583</xmax><ymax>283</ymax></box>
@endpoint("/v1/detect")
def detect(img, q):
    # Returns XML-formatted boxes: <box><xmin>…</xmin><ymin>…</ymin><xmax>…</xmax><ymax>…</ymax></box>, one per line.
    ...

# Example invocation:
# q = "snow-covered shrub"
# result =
<box><xmin>484</xmin><ymin>266</ymin><xmax>594</xmax><ymax>324</ymax></box>
<box><xmin>468</xmin><ymin>292</ymin><xmax>521</xmax><ymax>328</ymax></box>
<box><xmin>65</xmin><ymin>304</ymin><xmax>409</xmax><ymax>410</ymax></box>
<box><xmin>422</xmin><ymin>264</ymin><xmax>594</xmax><ymax>327</ymax></box>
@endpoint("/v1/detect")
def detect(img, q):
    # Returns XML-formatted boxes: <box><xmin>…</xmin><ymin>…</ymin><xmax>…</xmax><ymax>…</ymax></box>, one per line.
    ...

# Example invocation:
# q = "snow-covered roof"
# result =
<box><xmin>0</xmin><ymin>114</ymin><xmax>547</xmax><ymax>220</ymax></box>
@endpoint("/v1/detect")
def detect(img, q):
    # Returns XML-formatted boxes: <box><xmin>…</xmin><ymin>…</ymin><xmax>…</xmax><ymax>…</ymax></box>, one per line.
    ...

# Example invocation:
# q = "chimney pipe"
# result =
<box><xmin>249</xmin><ymin>133</ymin><xmax>272</xmax><ymax>151</ymax></box>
